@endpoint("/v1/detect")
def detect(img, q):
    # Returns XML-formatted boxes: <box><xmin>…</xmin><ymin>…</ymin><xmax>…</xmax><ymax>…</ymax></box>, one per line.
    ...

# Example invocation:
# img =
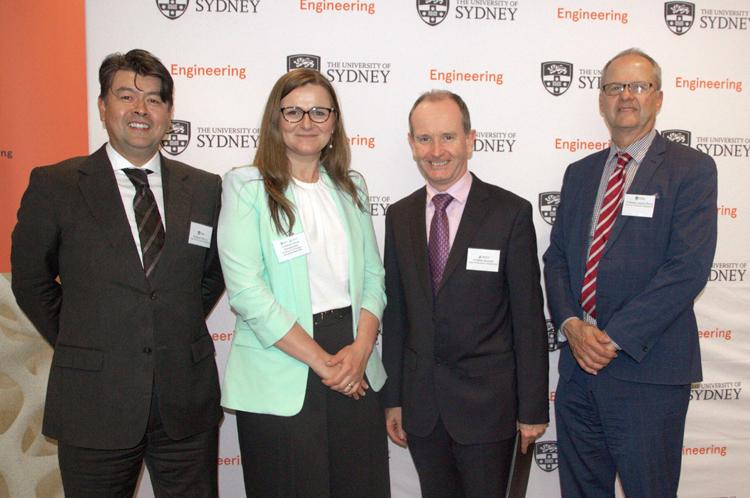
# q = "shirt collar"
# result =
<box><xmin>609</xmin><ymin>128</ymin><xmax>657</xmax><ymax>165</ymax></box>
<box><xmin>426</xmin><ymin>170</ymin><xmax>473</xmax><ymax>207</ymax></box>
<box><xmin>106</xmin><ymin>143</ymin><xmax>162</xmax><ymax>178</ymax></box>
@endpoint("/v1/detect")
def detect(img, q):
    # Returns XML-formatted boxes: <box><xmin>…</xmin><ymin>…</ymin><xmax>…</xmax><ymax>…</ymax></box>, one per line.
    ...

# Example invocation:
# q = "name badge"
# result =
<box><xmin>272</xmin><ymin>233</ymin><xmax>310</xmax><ymax>263</ymax></box>
<box><xmin>622</xmin><ymin>194</ymin><xmax>656</xmax><ymax>218</ymax></box>
<box><xmin>466</xmin><ymin>248</ymin><xmax>500</xmax><ymax>272</ymax></box>
<box><xmin>188</xmin><ymin>222</ymin><xmax>213</xmax><ymax>248</ymax></box>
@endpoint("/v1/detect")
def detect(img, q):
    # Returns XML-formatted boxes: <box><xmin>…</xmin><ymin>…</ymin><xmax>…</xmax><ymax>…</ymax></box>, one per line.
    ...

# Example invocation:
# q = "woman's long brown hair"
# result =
<box><xmin>253</xmin><ymin>69</ymin><xmax>363</xmax><ymax>235</ymax></box>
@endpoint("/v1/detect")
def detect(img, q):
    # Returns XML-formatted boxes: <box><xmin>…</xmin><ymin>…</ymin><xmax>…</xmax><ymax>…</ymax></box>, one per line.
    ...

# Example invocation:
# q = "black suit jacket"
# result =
<box><xmin>381</xmin><ymin>174</ymin><xmax>548</xmax><ymax>444</ymax></box>
<box><xmin>11</xmin><ymin>145</ymin><xmax>225</xmax><ymax>449</ymax></box>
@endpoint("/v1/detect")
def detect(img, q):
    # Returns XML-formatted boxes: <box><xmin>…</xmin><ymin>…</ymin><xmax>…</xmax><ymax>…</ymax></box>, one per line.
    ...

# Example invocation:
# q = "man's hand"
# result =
<box><xmin>385</xmin><ymin>407</ymin><xmax>407</xmax><ymax>448</ymax></box>
<box><xmin>564</xmin><ymin>318</ymin><xmax>617</xmax><ymax>374</ymax></box>
<box><xmin>518</xmin><ymin>422</ymin><xmax>548</xmax><ymax>454</ymax></box>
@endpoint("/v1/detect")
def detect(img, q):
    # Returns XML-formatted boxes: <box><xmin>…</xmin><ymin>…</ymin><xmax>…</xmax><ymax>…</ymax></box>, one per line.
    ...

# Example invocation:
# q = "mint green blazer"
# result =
<box><xmin>217</xmin><ymin>166</ymin><xmax>387</xmax><ymax>416</ymax></box>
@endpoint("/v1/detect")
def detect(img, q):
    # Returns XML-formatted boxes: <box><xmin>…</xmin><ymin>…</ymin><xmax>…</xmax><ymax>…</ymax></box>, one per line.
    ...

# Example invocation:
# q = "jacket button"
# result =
<box><xmin>150</xmin><ymin>292</ymin><xmax>157</xmax><ymax>300</ymax></box>
<box><xmin>642</xmin><ymin>346</ymin><xmax>649</xmax><ymax>352</ymax></box>
<box><xmin>143</xmin><ymin>347</ymin><xmax>152</xmax><ymax>354</ymax></box>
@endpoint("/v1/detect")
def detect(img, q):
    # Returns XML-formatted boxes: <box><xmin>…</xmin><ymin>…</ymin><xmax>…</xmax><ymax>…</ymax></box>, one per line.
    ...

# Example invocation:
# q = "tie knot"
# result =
<box><xmin>123</xmin><ymin>168</ymin><xmax>152</xmax><ymax>188</ymax></box>
<box><xmin>432</xmin><ymin>193</ymin><xmax>454</xmax><ymax>212</ymax></box>
<box><xmin>616</xmin><ymin>152</ymin><xmax>632</xmax><ymax>169</ymax></box>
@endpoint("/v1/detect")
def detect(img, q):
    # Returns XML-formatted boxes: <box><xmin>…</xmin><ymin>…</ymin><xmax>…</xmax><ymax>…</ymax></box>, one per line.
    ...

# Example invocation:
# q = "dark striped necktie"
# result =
<box><xmin>123</xmin><ymin>168</ymin><xmax>165</xmax><ymax>279</ymax></box>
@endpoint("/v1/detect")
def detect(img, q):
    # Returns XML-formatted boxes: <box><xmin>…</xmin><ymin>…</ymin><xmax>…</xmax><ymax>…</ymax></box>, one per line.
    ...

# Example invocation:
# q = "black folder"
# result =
<box><xmin>505</xmin><ymin>432</ymin><xmax>534</xmax><ymax>498</ymax></box>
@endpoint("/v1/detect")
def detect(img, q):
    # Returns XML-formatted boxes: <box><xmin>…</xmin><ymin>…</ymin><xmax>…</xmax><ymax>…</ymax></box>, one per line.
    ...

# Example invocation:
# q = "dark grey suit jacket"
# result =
<box><xmin>11</xmin><ymin>145</ymin><xmax>225</xmax><ymax>449</ymax></box>
<box><xmin>381</xmin><ymin>174</ymin><xmax>549</xmax><ymax>444</ymax></box>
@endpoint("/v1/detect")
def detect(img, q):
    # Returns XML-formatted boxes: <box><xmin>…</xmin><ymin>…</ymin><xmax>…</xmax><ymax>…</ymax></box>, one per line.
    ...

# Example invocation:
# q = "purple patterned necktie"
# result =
<box><xmin>428</xmin><ymin>193</ymin><xmax>454</xmax><ymax>294</ymax></box>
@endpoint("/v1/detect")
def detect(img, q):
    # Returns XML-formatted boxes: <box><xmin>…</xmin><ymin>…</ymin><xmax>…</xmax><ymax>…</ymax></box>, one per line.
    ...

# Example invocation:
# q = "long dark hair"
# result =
<box><xmin>254</xmin><ymin>69</ymin><xmax>362</xmax><ymax>235</ymax></box>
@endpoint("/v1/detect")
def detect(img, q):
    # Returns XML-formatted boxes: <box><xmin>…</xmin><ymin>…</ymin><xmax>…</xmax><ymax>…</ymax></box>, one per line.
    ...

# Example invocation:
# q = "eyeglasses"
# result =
<box><xmin>601</xmin><ymin>81</ymin><xmax>656</xmax><ymax>96</ymax></box>
<box><xmin>280</xmin><ymin>106</ymin><xmax>336</xmax><ymax>123</ymax></box>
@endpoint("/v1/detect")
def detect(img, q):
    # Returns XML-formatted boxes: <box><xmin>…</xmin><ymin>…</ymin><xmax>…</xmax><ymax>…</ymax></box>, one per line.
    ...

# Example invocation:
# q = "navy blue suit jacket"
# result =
<box><xmin>544</xmin><ymin>133</ymin><xmax>717</xmax><ymax>385</ymax></box>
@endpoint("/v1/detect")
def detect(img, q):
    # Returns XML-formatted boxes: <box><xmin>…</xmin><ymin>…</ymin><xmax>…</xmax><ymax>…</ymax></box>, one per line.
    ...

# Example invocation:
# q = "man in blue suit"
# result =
<box><xmin>544</xmin><ymin>48</ymin><xmax>717</xmax><ymax>497</ymax></box>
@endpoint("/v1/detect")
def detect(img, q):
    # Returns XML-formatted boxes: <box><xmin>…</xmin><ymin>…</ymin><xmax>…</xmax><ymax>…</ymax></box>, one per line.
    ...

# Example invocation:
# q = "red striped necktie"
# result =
<box><xmin>580</xmin><ymin>152</ymin><xmax>632</xmax><ymax>318</ymax></box>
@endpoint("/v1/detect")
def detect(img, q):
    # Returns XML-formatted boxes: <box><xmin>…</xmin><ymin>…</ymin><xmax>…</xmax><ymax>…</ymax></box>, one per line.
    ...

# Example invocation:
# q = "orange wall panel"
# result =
<box><xmin>0</xmin><ymin>0</ymin><xmax>88</xmax><ymax>272</ymax></box>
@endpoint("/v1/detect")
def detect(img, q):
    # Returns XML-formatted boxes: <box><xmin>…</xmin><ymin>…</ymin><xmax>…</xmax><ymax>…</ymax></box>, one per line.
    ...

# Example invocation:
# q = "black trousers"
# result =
<box><xmin>408</xmin><ymin>417</ymin><xmax>514</xmax><ymax>498</ymax></box>
<box><xmin>57</xmin><ymin>390</ymin><xmax>218</xmax><ymax>498</ymax></box>
<box><xmin>236</xmin><ymin>307</ymin><xmax>390</xmax><ymax>498</ymax></box>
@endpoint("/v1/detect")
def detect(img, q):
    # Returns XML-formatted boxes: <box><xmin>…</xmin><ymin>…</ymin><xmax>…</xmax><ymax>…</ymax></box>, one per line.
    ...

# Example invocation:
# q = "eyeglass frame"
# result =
<box><xmin>279</xmin><ymin>106</ymin><xmax>337</xmax><ymax>124</ymax></box>
<box><xmin>600</xmin><ymin>81</ymin><xmax>657</xmax><ymax>97</ymax></box>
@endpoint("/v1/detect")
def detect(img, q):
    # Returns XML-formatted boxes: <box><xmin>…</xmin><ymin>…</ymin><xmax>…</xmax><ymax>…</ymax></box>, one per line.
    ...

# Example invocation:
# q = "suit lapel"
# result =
<box><xmin>604</xmin><ymin>135</ymin><xmax>666</xmax><ymax>255</ymax></box>
<box><xmin>439</xmin><ymin>174</ymin><xmax>489</xmax><ymax>292</ymax></box>
<box><xmin>77</xmin><ymin>146</ymin><xmax>147</xmax><ymax>287</ymax></box>
<box><xmin>153</xmin><ymin>156</ymin><xmax>192</xmax><ymax>281</ymax></box>
<box><xmin>407</xmin><ymin>188</ymin><xmax>433</xmax><ymax>305</ymax></box>
<box><xmin>282</xmin><ymin>179</ymin><xmax>313</xmax><ymax>324</ymax></box>
<box><xmin>572</xmin><ymin>150</ymin><xmax>610</xmax><ymax>279</ymax></box>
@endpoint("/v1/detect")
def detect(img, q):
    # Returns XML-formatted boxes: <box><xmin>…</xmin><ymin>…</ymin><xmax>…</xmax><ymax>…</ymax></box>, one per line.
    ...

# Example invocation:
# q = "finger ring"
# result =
<box><xmin>346</xmin><ymin>383</ymin><xmax>353</xmax><ymax>389</ymax></box>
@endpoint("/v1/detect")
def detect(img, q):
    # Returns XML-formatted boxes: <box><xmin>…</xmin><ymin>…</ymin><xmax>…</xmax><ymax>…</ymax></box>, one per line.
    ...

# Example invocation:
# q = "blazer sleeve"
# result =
<box><xmin>11</xmin><ymin>167</ymin><xmax>62</xmax><ymax>346</ymax></box>
<box><xmin>380</xmin><ymin>209</ymin><xmax>407</xmax><ymax>407</ymax></box>
<box><xmin>201</xmin><ymin>173</ymin><xmax>226</xmax><ymax>317</ymax></box>
<box><xmin>352</xmin><ymin>174</ymin><xmax>386</xmax><ymax>321</ymax></box>
<box><xmin>604</xmin><ymin>154</ymin><xmax>718</xmax><ymax>361</ymax></box>
<box><xmin>506</xmin><ymin>201</ymin><xmax>549</xmax><ymax>424</ymax></box>
<box><xmin>217</xmin><ymin>169</ymin><xmax>297</xmax><ymax>348</ymax></box>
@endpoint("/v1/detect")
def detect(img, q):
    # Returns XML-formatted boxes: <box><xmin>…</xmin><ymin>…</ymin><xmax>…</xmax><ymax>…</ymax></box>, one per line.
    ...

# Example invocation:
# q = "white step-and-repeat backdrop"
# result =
<box><xmin>83</xmin><ymin>1</ymin><xmax>748</xmax><ymax>496</ymax></box>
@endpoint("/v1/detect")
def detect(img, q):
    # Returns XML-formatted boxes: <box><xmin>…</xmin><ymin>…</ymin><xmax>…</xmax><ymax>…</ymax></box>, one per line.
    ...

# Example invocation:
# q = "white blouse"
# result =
<box><xmin>291</xmin><ymin>177</ymin><xmax>351</xmax><ymax>314</ymax></box>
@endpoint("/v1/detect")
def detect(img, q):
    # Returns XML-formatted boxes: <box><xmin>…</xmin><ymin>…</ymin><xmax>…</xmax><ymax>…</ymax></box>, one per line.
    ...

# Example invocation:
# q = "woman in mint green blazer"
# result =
<box><xmin>218</xmin><ymin>69</ymin><xmax>390</xmax><ymax>497</ymax></box>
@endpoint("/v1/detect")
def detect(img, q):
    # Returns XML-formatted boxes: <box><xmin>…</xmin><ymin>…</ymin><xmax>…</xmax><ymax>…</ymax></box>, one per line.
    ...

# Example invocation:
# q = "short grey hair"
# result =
<box><xmin>601</xmin><ymin>48</ymin><xmax>662</xmax><ymax>90</ymax></box>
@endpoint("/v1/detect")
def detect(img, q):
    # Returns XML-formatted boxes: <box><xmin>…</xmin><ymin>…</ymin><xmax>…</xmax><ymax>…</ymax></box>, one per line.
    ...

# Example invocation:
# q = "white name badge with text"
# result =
<box><xmin>622</xmin><ymin>194</ymin><xmax>656</xmax><ymax>218</ymax></box>
<box><xmin>272</xmin><ymin>233</ymin><xmax>311</xmax><ymax>263</ymax></box>
<box><xmin>466</xmin><ymin>248</ymin><xmax>501</xmax><ymax>272</ymax></box>
<box><xmin>188</xmin><ymin>222</ymin><xmax>213</xmax><ymax>248</ymax></box>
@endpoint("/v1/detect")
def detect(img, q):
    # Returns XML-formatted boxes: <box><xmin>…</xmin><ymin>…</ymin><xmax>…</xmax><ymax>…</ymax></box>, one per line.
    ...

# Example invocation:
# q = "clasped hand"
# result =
<box><xmin>317</xmin><ymin>340</ymin><xmax>372</xmax><ymax>400</ymax></box>
<box><xmin>564</xmin><ymin>318</ymin><xmax>617</xmax><ymax>374</ymax></box>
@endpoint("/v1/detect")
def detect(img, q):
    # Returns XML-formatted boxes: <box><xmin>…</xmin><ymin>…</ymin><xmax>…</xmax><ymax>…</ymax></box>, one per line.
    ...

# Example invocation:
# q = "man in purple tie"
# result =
<box><xmin>381</xmin><ymin>90</ymin><xmax>549</xmax><ymax>498</ymax></box>
<box><xmin>544</xmin><ymin>48</ymin><xmax>717</xmax><ymax>497</ymax></box>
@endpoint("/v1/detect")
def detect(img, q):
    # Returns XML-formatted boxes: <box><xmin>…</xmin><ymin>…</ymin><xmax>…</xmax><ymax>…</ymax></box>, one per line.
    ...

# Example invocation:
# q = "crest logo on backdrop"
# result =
<box><xmin>541</xmin><ymin>62</ymin><xmax>573</xmax><ymax>96</ymax></box>
<box><xmin>664</xmin><ymin>2</ymin><xmax>695</xmax><ymax>35</ymax></box>
<box><xmin>287</xmin><ymin>54</ymin><xmax>321</xmax><ymax>72</ymax></box>
<box><xmin>662</xmin><ymin>129</ymin><xmax>692</xmax><ymax>147</ymax></box>
<box><xmin>162</xmin><ymin>120</ymin><xmax>191</xmax><ymax>155</ymax></box>
<box><xmin>156</xmin><ymin>0</ymin><xmax>190</xmax><ymax>20</ymax></box>
<box><xmin>285</xmin><ymin>55</ymin><xmax>392</xmax><ymax>84</ymax></box>
<box><xmin>417</xmin><ymin>0</ymin><xmax>450</xmax><ymax>26</ymax></box>
<box><xmin>546</xmin><ymin>319</ymin><xmax>560</xmax><ymax>352</ymax></box>
<box><xmin>538</xmin><ymin>192</ymin><xmax>560</xmax><ymax>226</ymax></box>
<box><xmin>534</xmin><ymin>441</ymin><xmax>559</xmax><ymax>472</ymax></box>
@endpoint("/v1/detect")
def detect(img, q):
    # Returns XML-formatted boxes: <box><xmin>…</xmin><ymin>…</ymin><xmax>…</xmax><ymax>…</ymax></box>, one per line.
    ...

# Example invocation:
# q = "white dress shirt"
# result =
<box><xmin>106</xmin><ymin>144</ymin><xmax>166</xmax><ymax>266</ymax></box>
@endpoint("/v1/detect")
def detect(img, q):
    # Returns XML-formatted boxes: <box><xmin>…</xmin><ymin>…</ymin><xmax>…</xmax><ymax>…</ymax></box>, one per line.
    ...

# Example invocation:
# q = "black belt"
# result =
<box><xmin>313</xmin><ymin>306</ymin><xmax>350</xmax><ymax>326</ymax></box>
